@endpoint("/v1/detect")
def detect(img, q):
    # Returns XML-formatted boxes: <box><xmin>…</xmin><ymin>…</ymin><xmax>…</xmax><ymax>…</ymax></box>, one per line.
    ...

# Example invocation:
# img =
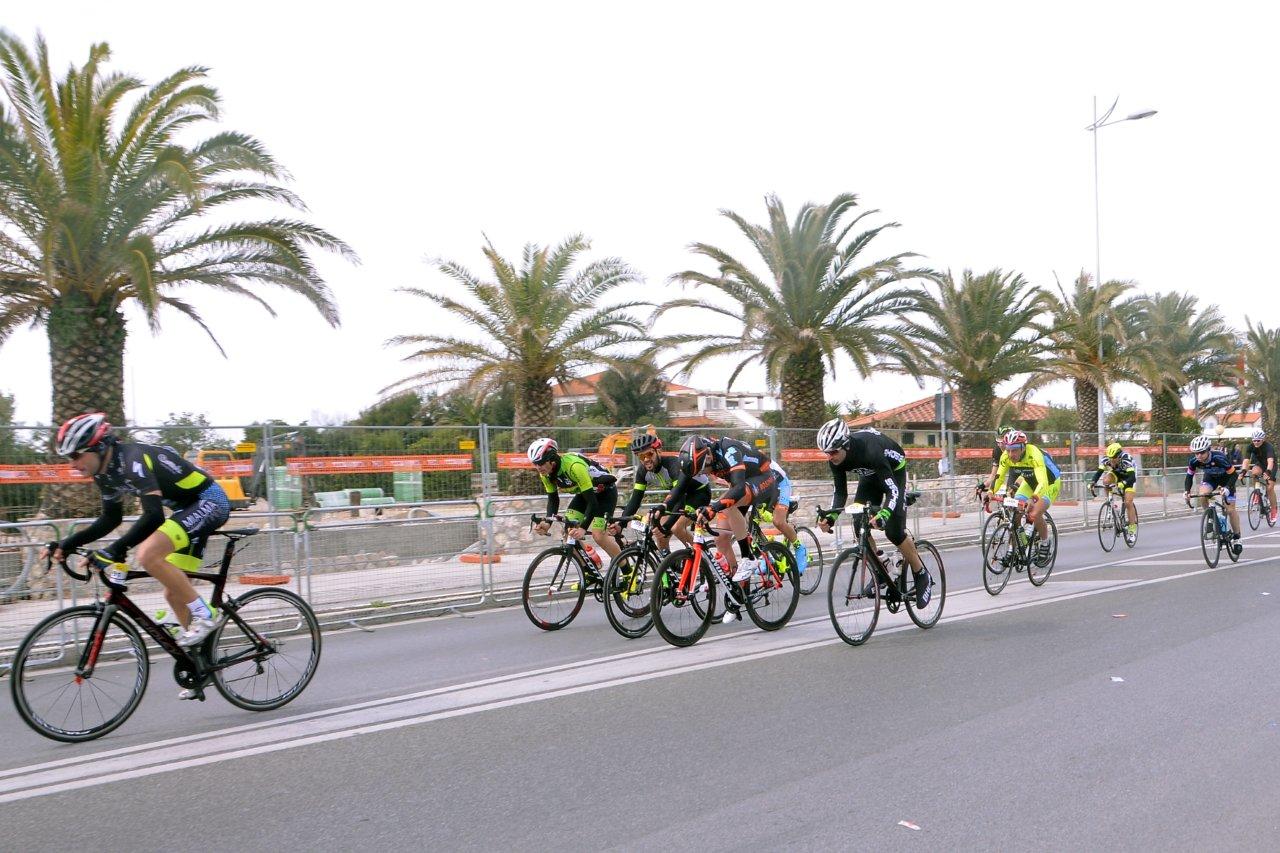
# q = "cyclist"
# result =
<box><xmin>1090</xmin><ymin>441</ymin><xmax>1138</xmax><ymax>535</ymax></box>
<box><xmin>529</xmin><ymin>438</ymin><xmax>621</xmax><ymax>564</ymax></box>
<box><xmin>814</xmin><ymin>418</ymin><xmax>931</xmax><ymax>608</ymax></box>
<box><xmin>1247</xmin><ymin>428</ymin><xmax>1277</xmax><ymax>524</ymax></box>
<box><xmin>992</xmin><ymin>430</ymin><xmax>1061</xmax><ymax>567</ymax></box>
<box><xmin>608</xmin><ymin>433</ymin><xmax>708</xmax><ymax>553</ymax></box>
<box><xmin>44</xmin><ymin>413</ymin><xmax>230</xmax><ymax>650</ymax></box>
<box><xmin>1185</xmin><ymin>435</ymin><xmax>1242</xmax><ymax>555</ymax></box>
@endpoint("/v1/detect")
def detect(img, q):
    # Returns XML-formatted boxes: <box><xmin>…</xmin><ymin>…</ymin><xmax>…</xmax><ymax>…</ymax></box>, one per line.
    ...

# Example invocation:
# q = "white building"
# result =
<box><xmin>551</xmin><ymin>371</ymin><xmax>780</xmax><ymax>429</ymax></box>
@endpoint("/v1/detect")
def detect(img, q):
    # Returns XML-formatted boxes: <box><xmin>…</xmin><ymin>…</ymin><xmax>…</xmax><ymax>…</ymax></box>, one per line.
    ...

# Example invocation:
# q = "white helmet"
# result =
<box><xmin>526</xmin><ymin>437</ymin><xmax>558</xmax><ymax>465</ymax></box>
<box><xmin>1252</xmin><ymin>428</ymin><xmax>1266</xmax><ymax>441</ymax></box>
<box><xmin>55</xmin><ymin>412</ymin><xmax>112</xmax><ymax>457</ymax></box>
<box><xmin>1190</xmin><ymin>435</ymin><xmax>1212</xmax><ymax>453</ymax></box>
<box><xmin>816</xmin><ymin>418</ymin><xmax>850</xmax><ymax>452</ymax></box>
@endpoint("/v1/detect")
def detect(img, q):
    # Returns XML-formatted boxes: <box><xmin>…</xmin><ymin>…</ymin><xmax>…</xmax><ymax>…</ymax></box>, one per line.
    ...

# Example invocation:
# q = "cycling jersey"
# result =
<box><xmin>994</xmin><ymin>445</ymin><xmax>1060</xmax><ymax>497</ymax></box>
<box><xmin>1185</xmin><ymin>450</ymin><xmax>1237</xmax><ymax>493</ymax></box>
<box><xmin>666</xmin><ymin>437</ymin><xmax>774</xmax><ymax>513</ymax></box>
<box><xmin>542</xmin><ymin>452</ymin><xmax>618</xmax><ymax>529</ymax></box>
<box><xmin>1091</xmin><ymin>451</ymin><xmax>1136</xmax><ymax>485</ymax></box>
<box><xmin>620</xmin><ymin>455</ymin><xmax>709</xmax><ymax>519</ymax></box>
<box><xmin>1248</xmin><ymin>441</ymin><xmax>1276</xmax><ymax>473</ymax></box>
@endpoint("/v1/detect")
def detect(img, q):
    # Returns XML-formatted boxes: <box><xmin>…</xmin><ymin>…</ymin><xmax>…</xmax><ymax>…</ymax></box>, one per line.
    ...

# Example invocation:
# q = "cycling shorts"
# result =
<box><xmin>773</xmin><ymin>475</ymin><xmax>793</xmax><ymax>511</ymax></box>
<box><xmin>1100</xmin><ymin>470</ymin><xmax>1137</xmax><ymax>493</ymax></box>
<box><xmin>159</xmin><ymin>482</ymin><xmax>231</xmax><ymax>572</ymax></box>
<box><xmin>1015</xmin><ymin>478</ymin><xmax>1062</xmax><ymax>508</ymax></box>
<box><xmin>566</xmin><ymin>486</ymin><xmax>619</xmax><ymax>532</ymax></box>
<box><xmin>853</xmin><ymin>470</ymin><xmax>909</xmax><ymax>546</ymax></box>
<box><xmin>1200</xmin><ymin>473</ymin><xmax>1238</xmax><ymax>504</ymax></box>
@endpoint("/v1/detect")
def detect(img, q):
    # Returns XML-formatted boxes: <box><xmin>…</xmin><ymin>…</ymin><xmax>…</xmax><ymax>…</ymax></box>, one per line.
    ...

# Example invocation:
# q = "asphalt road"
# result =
<box><xmin>3</xmin><ymin>512</ymin><xmax>1280</xmax><ymax>851</ymax></box>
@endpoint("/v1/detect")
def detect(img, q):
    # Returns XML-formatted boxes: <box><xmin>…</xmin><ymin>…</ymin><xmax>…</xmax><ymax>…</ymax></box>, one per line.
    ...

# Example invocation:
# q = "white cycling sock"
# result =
<box><xmin>187</xmin><ymin>597</ymin><xmax>213</xmax><ymax>621</ymax></box>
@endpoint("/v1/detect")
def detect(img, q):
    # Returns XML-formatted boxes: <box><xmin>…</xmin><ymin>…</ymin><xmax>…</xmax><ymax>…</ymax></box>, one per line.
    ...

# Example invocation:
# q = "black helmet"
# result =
<box><xmin>631</xmin><ymin>433</ymin><xmax>662</xmax><ymax>453</ymax></box>
<box><xmin>678</xmin><ymin>435</ymin><xmax>713</xmax><ymax>477</ymax></box>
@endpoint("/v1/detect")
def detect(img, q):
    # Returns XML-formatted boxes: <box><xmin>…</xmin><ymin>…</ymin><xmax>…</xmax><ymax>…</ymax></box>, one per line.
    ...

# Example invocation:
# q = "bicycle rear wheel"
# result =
<box><xmin>906</xmin><ymin>540</ymin><xmax>946</xmax><ymax>628</ymax></box>
<box><xmin>796</xmin><ymin>526</ymin><xmax>824</xmax><ymax>595</ymax></box>
<box><xmin>651</xmin><ymin>550</ymin><xmax>716</xmax><ymax>647</ymax></box>
<box><xmin>522</xmin><ymin>547</ymin><xmax>586</xmax><ymax>631</ymax></box>
<box><xmin>1200</xmin><ymin>509</ymin><xmax>1221</xmax><ymax>568</ymax></box>
<box><xmin>1027</xmin><ymin>514</ymin><xmax>1058</xmax><ymax>587</ymax></box>
<box><xmin>211</xmin><ymin>588</ymin><xmax>322</xmax><ymax>711</ymax></box>
<box><xmin>603</xmin><ymin>545</ymin><xmax>656</xmax><ymax>639</ymax></box>
<box><xmin>745</xmin><ymin>542</ymin><xmax>800</xmax><ymax>631</ymax></box>
<box><xmin>981</xmin><ymin>515</ymin><xmax>1011</xmax><ymax>597</ymax></box>
<box><xmin>827</xmin><ymin>547</ymin><xmax>880</xmax><ymax>646</ymax></box>
<box><xmin>1097</xmin><ymin>502</ymin><xmax>1118</xmax><ymax>552</ymax></box>
<box><xmin>10</xmin><ymin>606</ymin><xmax>149</xmax><ymax>742</ymax></box>
<box><xmin>1248</xmin><ymin>490</ymin><xmax>1262</xmax><ymax>530</ymax></box>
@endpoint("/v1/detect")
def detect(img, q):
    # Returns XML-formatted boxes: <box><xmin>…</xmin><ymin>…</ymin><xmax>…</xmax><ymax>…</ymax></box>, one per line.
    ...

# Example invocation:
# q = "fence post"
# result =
<box><xmin>767</xmin><ymin>428</ymin><xmax>778</xmax><ymax>465</ymax></box>
<box><xmin>1162</xmin><ymin>434</ymin><xmax>1169</xmax><ymax>518</ymax></box>
<box><xmin>479</xmin><ymin>423</ymin><xmax>495</xmax><ymax>600</ymax></box>
<box><xmin>263</xmin><ymin>422</ymin><xmax>276</xmax><ymax>513</ymax></box>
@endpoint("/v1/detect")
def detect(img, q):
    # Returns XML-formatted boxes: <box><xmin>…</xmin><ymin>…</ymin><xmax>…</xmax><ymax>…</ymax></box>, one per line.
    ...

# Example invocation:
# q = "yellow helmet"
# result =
<box><xmin>1105</xmin><ymin>442</ymin><xmax>1123</xmax><ymax>458</ymax></box>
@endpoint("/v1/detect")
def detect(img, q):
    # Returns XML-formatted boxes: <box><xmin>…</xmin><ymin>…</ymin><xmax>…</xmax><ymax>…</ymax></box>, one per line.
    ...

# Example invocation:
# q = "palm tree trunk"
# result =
<box><xmin>44</xmin><ymin>294</ymin><xmax>128</xmax><ymax>517</ymax></box>
<box><xmin>510</xmin><ymin>376</ymin><xmax>553</xmax><ymax>494</ymax></box>
<box><xmin>1150</xmin><ymin>387</ymin><xmax>1184</xmax><ymax>437</ymax></box>
<box><xmin>957</xmin><ymin>380</ymin><xmax>994</xmax><ymax>475</ymax></box>
<box><xmin>779</xmin><ymin>351</ymin><xmax>826</xmax><ymax>478</ymax></box>
<box><xmin>1074</xmin><ymin>378</ymin><xmax>1100</xmax><ymax>440</ymax></box>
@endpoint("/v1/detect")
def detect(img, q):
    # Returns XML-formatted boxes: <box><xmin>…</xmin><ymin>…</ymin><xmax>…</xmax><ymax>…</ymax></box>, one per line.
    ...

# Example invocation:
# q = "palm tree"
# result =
<box><xmin>1129</xmin><ymin>292</ymin><xmax>1233</xmax><ymax>437</ymax></box>
<box><xmin>590</xmin><ymin>358</ymin><xmax>668</xmax><ymax>426</ymax></box>
<box><xmin>1197</xmin><ymin>322</ymin><xmax>1280</xmax><ymax>432</ymax></box>
<box><xmin>385</xmin><ymin>235</ymin><xmax>644</xmax><ymax>465</ymax></box>
<box><xmin>0</xmin><ymin>32</ymin><xmax>353</xmax><ymax>512</ymax></box>
<box><xmin>897</xmin><ymin>269</ymin><xmax>1048</xmax><ymax>451</ymax></box>
<box><xmin>654</xmin><ymin>193</ymin><xmax>927</xmax><ymax>444</ymax></box>
<box><xmin>1040</xmin><ymin>272</ymin><xmax>1145</xmax><ymax>436</ymax></box>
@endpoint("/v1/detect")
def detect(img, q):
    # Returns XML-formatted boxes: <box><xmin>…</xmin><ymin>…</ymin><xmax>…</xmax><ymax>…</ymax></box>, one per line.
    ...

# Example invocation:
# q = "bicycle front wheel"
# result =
<box><xmin>212</xmin><ymin>588</ymin><xmax>322</xmax><ymax>711</ymax></box>
<box><xmin>522</xmin><ymin>547</ymin><xmax>586</xmax><ymax>631</ymax></box>
<box><xmin>1200</xmin><ymin>509</ymin><xmax>1221</xmax><ymax>568</ymax></box>
<box><xmin>796</xmin><ymin>526</ymin><xmax>824</xmax><ymax>595</ymax></box>
<box><xmin>1248</xmin><ymin>490</ymin><xmax>1262</xmax><ymax>531</ymax></box>
<box><xmin>1097</xmin><ymin>501</ymin><xmax>1118</xmax><ymax>552</ymax></box>
<box><xmin>906</xmin><ymin>540</ymin><xmax>946</xmax><ymax>628</ymax></box>
<box><xmin>10</xmin><ymin>605</ymin><xmax>149</xmax><ymax>742</ymax></box>
<box><xmin>827</xmin><ymin>548</ymin><xmax>880</xmax><ymax>646</ymax></box>
<box><xmin>603</xmin><ymin>545</ymin><xmax>656</xmax><ymax>639</ymax></box>
<box><xmin>981</xmin><ymin>516</ymin><xmax>1012</xmax><ymax>596</ymax></box>
<box><xmin>1027</xmin><ymin>514</ymin><xmax>1058</xmax><ymax>587</ymax></box>
<box><xmin>745</xmin><ymin>542</ymin><xmax>800</xmax><ymax>631</ymax></box>
<box><xmin>651</xmin><ymin>550</ymin><xmax>715</xmax><ymax>647</ymax></box>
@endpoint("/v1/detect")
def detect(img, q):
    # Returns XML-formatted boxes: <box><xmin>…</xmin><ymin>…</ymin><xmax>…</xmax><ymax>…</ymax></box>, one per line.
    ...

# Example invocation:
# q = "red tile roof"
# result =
<box><xmin>552</xmin><ymin>371</ymin><xmax>697</xmax><ymax>398</ymax></box>
<box><xmin>850</xmin><ymin>395</ymin><xmax>1049</xmax><ymax>427</ymax></box>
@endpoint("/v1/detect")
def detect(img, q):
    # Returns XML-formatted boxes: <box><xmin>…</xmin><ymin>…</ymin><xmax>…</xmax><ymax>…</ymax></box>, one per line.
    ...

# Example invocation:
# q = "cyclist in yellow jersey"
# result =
<box><xmin>993</xmin><ymin>430</ymin><xmax>1061</xmax><ymax>567</ymax></box>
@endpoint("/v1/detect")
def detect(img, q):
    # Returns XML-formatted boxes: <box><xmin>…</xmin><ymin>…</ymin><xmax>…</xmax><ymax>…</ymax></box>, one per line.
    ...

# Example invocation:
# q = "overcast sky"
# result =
<box><xmin>2</xmin><ymin>1</ymin><xmax>1275</xmax><ymax>427</ymax></box>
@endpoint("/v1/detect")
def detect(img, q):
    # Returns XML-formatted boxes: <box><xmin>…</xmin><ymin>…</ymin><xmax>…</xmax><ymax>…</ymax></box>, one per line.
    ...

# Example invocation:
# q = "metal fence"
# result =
<box><xmin>0</xmin><ymin>421</ymin><xmax>1225</xmax><ymax>662</ymax></box>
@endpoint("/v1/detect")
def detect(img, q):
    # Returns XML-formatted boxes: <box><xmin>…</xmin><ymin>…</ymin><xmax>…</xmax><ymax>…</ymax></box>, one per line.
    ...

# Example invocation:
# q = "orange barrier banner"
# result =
<box><xmin>780</xmin><ymin>449</ymin><xmax>827</xmax><ymax>463</ymax></box>
<box><xmin>0</xmin><ymin>464</ymin><xmax>88</xmax><ymax>485</ymax></box>
<box><xmin>202</xmin><ymin>461</ymin><xmax>255</xmax><ymax>477</ymax></box>
<box><xmin>496</xmin><ymin>453</ymin><xmax>628</xmax><ymax>470</ymax></box>
<box><xmin>956</xmin><ymin>448</ymin><xmax>995</xmax><ymax>459</ymax></box>
<box><xmin>905</xmin><ymin>449</ymin><xmax>944</xmax><ymax>460</ymax></box>
<box><xmin>285</xmin><ymin>455</ymin><xmax>473</xmax><ymax>475</ymax></box>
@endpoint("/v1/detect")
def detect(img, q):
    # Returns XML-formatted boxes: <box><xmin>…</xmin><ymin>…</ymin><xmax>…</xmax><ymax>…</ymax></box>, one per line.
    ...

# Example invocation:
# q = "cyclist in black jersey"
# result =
<box><xmin>1247</xmin><ymin>428</ymin><xmax>1277</xmax><ymax>524</ymax></box>
<box><xmin>607</xmin><ymin>433</ymin><xmax>709</xmax><ymax>552</ymax></box>
<box><xmin>45</xmin><ymin>413</ymin><xmax>231</xmax><ymax>650</ymax></box>
<box><xmin>815</xmin><ymin>419</ymin><xmax>931</xmax><ymax>608</ymax></box>
<box><xmin>528</xmin><ymin>437</ymin><xmax>622</xmax><ymax>562</ymax></box>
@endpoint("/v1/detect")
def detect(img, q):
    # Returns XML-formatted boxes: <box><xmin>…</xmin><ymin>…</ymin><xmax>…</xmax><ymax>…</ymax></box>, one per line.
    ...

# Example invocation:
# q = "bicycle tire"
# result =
<box><xmin>651</xmin><ymin>549</ymin><xmax>716</xmax><ymax>647</ymax></box>
<box><xmin>827</xmin><ymin>547</ymin><xmax>880</xmax><ymax>646</ymax></box>
<box><xmin>1097</xmin><ymin>501</ymin><xmax>1118</xmax><ymax>552</ymax></box>
<box><xmin>1123</xmin><ymin>504</ymin><xmax>1139</xmax><ymax>548</ymax></box>
<box><xmin>981</xmin><ymin>516</ymin><xmax>1012</xmax><ymax>596</ymax></box>
<box><xmin>1248</xmin><ymin>490</ymin><xmax>1262</xmax><ymax>531</ymax></box>
<box><xmin>603</xmin><ymin>545</ymin><xmax>656</xmax><ymax>639</ymax></box>
<box><xmin>745</xmin><ymin>542</ymin><xmax>800</xmax><ymax>631</ymax></box>
<box><xmin>796</xmin><ymin>526</ymin><xmax>824</xmax><ymax>595</ymax></box>
<box><xmin>1200</xmin><ymin>508</ymin><xmax>1221</xmax><ymax>569</ymax></box>
<box><xmin>10</xmin><ymin>605</ymin><xmax>149</xmax><ymax>742</ymax></box>
<box><xmin>211</xmin><ymin>587</ymin><xmax>322</xmax><ymax>711</ymax></box>
<box><xmin>906</xmin><ymin>540</ymin><xmax>946</xmax><ymax>628</ymax></box>
<box><xmin>1027</xmin><ymin>514</ymin><xmax>1058</xmax><ymax>587</ymax></box>
<box><xmin>521</xmin><ymin>547</ymin><xmax>587</xmax><ymax>631</ymax></box>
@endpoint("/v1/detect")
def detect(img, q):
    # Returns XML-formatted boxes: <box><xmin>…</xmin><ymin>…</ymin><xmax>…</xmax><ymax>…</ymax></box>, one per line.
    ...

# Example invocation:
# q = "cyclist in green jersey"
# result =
<box><xmin>528</xmin><ymin>438</ymin><xmax>622</xmax><ymax>562</ymax></box>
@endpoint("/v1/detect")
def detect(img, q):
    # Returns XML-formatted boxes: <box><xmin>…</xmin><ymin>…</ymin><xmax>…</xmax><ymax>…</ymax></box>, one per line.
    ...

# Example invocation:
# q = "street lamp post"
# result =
<box><xmin>1087</xmin><ymin>96</ymin><xmax>1157</xmax><ymax>446</ymax></box>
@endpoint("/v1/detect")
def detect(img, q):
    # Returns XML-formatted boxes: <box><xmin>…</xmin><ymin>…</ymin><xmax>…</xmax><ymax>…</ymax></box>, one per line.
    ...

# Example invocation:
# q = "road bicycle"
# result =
<box><xmin>1189</xmin><ymin>488</ymin><xmax>1241</xmax><ymax>568</ymax></box>
<box><xmin>1244</xmin><ymin>471</ymin><xmax>1276</xmax><ymax>531</ymax></box>
<box><xmin>1093</xmin><ymin>481</ymin><xmax>1138</xmax><ymax>552</ymax></box>
<box><xmin>980</xmin><ymin>493</ymin><xmax>1058</xmax><ymax>595</ymax></box>
<box><xmin>601</xmin><ymin>514</ymin><xmax>665</xmax><ymax>639</ymax></box>
<box><xmin>755</xmin><ymin>501</ymin><xmax>824</xmax><ymax>595</ymax></box>
<box><xmin>9</xmin><ymin>529</ymin><xmax>322</xmax><ymax>743</ymax></box>
<box><xmin>521</xmin><ymin>514</ymin><xmax>626</xmax><ymax>631</ymax></box>
<box><xmin>650</xmin><ymin>510</ymin><xmax>799</xmax><ymax>647</ymax></box>
<box><xmin>824</xmin><ymin>492</ymin><xmax>946</xmax><ymax>646</ymax></box>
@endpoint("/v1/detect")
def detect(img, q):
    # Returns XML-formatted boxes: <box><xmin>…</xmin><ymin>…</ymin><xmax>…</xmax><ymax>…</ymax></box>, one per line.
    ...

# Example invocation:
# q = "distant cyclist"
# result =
<box><xmin>45</xmin><ymin>413</ymin><xmax>230</xmax><ymax>651</ymax></box>
<box><xmin>608</xmin><ymin>433</ymin><xmax>708</xmax><ymax>553</ymax></box>
<box><xmin>1090</xmin><ymin>442</ymin><xmax>1138</xmax><ymax>535</ymax></box>
<box><xmin>529</xmin><ymin>438</ymin><xmax>621</xmax><ymax>564</ymax></box>
<box><xmin>992</xmin><ymin>430</ymin><xmax>1060</xmax><ymax>567</ymax></box>
<box><xmin>814</xmin><ymin>418</ymin><xmax>931</xmax><ymax>608</ymax></box>
<box><xmin>1185</xmin><ymin>435</ymin><xmax>1242</xmax><ymax>556</ymax></box>
<box><xmin>1247</xmin><ymin>428</ymin><xmax>1277</xmax><ymax>524</ymax></box>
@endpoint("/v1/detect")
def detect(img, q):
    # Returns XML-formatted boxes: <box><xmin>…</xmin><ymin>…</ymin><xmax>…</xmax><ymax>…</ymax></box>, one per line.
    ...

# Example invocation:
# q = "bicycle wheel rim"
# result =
<box><xmin>522</xmin><ymin>548</ymin><xmax>586</xmax><ymax>631</ymax></box>
<box><xmin>1201</xmin><ymin>510</ymin><xmax>1220</xmax><ymax>568</ymax></box>
<box><xmin>603</xmin><ymin>548</ymin><xmax>655</xmax><ymax>639</ymax></box>
<box><xmin>11</xmin><ymin>607</ymin><xmax>149</xmax><ymax>742</ymax></box>
<box><xmin>1248</xmin><ymin>492</ymin><xmax>1262</xmax><ymax>530</ymax></box>
<box><xmin>745</xmin><ymin>543</ymin><xmax>800</xmax><ymax>631</ymax></box>
<box><xmin>906</xmin><ymin>541</ymin><xmax>946</xmax><ymax>627</ymax></box>
<box><xmin>1097</xmin><ymin>503</ymin><xmax>1117</xmax><ymax>552</ymax></box>
<box><xmin>982</xmin><ymin>520</ymin><xmax>1012</xmax><ymax>596</ymax></box>
<box><xmin>651</xmin><ymin>551</ymin><xmax>714</xmax><ymax>647</ymax></box>
<box><xmin>1027</xmin><ymin>515</ymin><xmax>1057</xmax><ymax>586</ymax></box>
<box><xmin>827</xmin><ymin>548</ymin><xmax>879</xmax><ymax>645</ymax></box>
<box><xmin>212</xmin><ymin>588</ymin><xmax>322</xmax><ymax>711</ymax></box>
<box><xmin>797</xmin><ymin>526</ymin><xmax>824</xmax><ymax>595</ymax></box>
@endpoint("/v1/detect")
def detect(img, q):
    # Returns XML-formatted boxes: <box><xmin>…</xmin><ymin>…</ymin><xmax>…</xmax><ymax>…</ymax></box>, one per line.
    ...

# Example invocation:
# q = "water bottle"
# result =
<box><xmin>713</xmin><ymin>551</ymin><xmax>731</xmax><ymax>577</ymax></box>
<box><xmin>582</xmin><ymin>543</ymin><xmax>602</xmax><ymax>570</ymax></box>
<box><xmin>154</xmin><ymin>609</ymin><xmax>182</xmax><ymax>639</ymax></box>
<box><xmin>1218</xmin><ymin>513</ymin><xmax>1229</xmax><ymax>535</ymax></box>
<box><xmin>106</xmin><ymin>563</ymin><xmax>129</xmax><ymax>586</ymax></box>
